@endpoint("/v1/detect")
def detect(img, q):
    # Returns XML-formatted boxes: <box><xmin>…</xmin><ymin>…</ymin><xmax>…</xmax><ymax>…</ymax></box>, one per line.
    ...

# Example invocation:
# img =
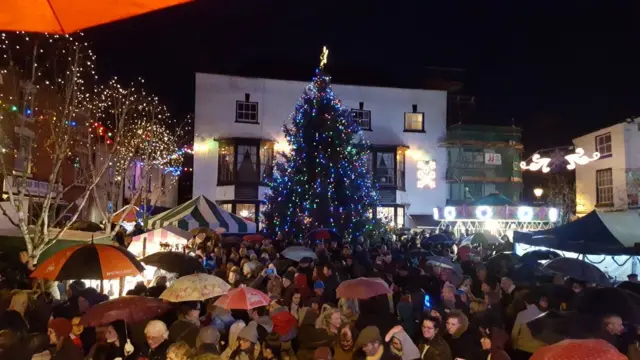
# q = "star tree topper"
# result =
<box><xmin>319</xmin><ymin>46</ymin><xmax>329</xmax><ymax>69</ymax></box>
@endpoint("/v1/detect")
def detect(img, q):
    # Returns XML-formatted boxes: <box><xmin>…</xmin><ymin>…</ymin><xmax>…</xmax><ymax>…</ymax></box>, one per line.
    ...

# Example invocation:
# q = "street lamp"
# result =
<box><xmin>534</xmin><ymin>188</ymin><xmax>544</xmax><ymax>200</ymax></box>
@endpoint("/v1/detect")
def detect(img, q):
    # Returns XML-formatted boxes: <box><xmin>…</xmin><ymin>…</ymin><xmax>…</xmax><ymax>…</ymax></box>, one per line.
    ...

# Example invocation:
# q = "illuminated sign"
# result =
<box><xmin>417</xmin><ymin>160</ymin><xmax>436</xmax><ymax>189</ymax></box>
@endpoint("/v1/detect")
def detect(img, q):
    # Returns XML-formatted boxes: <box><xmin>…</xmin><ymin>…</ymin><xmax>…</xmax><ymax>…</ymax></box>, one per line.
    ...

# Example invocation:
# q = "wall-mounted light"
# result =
<box><xmin>417</xmin><ymin>160</ymin><xmax>436</xmax><ymax>189</ymax></box>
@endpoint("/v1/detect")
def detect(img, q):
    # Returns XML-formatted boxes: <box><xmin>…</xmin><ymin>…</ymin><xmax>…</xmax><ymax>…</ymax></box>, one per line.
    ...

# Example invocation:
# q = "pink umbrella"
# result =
<box><xmin>214</xmin><ymin>287</ymin><xmax>270</xmax><ymax>310</ymax></box>
<box><xmin>337</xmin><ymin>277</ymin><xmax>392</xmax><ymax>299</ymax></box>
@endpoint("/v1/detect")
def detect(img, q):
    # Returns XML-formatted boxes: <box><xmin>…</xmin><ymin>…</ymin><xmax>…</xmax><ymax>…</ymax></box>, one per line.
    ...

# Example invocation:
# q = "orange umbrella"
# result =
<box><xmin>531</xmin><ymin>339</ymin><xmax>627</xmax><ymax>360</ymax></box>
<box><xmin>31</xmin><ymin>243</ymin><xmax>144</xmax><ymax>280</ymax></box>
<box><xmin>2</xmin><ymin>0</ymin><xmax>193</xmax><ymax>34</ymax></box>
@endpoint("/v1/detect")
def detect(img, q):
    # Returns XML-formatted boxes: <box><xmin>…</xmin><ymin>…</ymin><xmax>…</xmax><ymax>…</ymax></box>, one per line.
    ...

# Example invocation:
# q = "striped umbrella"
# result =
<box><xmin>30</xmin><ymin>244</ymin><xmax>144</xmax><ymax>280</ymax></box>
<box><xmin>147</xmin><ymin>195</ymin><xmax>257</xmax><ymax>233</ymax></box>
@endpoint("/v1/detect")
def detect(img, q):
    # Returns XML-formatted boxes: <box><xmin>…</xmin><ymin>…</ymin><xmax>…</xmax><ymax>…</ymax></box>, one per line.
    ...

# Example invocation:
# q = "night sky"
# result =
<box><xmin>84</xmin><ymin>0</ymin><xmax>640</xmax><ymax>159</ymax></box>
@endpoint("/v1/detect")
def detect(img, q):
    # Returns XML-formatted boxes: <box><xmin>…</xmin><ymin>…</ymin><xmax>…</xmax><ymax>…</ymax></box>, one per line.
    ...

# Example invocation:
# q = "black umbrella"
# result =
<box><xmin>520</xmin><ymin>249</ymin><xmax>562</xmax><ymax>264</ymax></box>
<box><xmin>68</xmin><ymin>220</ymin><xmax>103</xmax><ymax>232</ymax></box>
<box><xmin>527</xmin><ymin>310</ymin><xmax>601</xmax><ymax>345</ymax></box>
<box><xmin>536</xmin><ymin>283</ymin><xmax>575</xmax><ymax>310</ymax></box>
<box><xmin>486</xmin><ymin>252</ymin><xmax>520</xmax><ymax>276</ymax></box>
<box><xmin>141</xmin><ymin>252</ymin><xmax>205</xmax><ymax>276</ymax></box>
<box><xmin>574</xmin><ymin>287</ymin><xmax>640</xmax><ymax>325</ymax></box>
<box><xmin>542</xmin><ymin>257</ymin><xmax>611</xmax><ymax>285</ymax></box>
<box><xmin>617</xmin><ymin>281</ymin><xmax>640</xmax><ymax>296</ymax></box>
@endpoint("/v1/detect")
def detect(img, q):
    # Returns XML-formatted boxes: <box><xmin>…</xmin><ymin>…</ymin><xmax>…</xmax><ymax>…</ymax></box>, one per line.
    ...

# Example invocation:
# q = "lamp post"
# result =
<box><xmin>534</xmin><ymin>188</ymin><xmax>544</xmax><ymax>204</ymax></box>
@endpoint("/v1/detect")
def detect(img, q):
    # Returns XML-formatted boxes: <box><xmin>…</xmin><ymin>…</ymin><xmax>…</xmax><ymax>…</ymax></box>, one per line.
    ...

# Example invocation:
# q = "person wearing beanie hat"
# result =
<box><xmin>314</xmin><ymin>280</ymin><xmax>325</xmax><ymax>297</ymax></box>
<box><xmin>314</xmin><ymin>346</ymin><xmax>333</xmax><ymax>360</ymax></box>
<box><xmin>355</xmin><ymin>326</ymin><xmax>401</xmax><ymax>359</ymax></box>
<box><xmin>48</xmin><ymin>318</ymin><xmax>84</xmax><ymax>360</ymax></box>
<box><xmin>195</xmin><ymin>326</ymin><xmax>221</xmax><ymax>355</ymax></box>
<box><xmin>230</xmin><ymin>322</ymin><xmax>261</xmax><ymax>360</ymax></box>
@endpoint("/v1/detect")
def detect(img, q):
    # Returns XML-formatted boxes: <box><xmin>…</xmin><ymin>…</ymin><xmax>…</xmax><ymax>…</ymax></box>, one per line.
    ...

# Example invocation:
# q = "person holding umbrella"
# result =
<box><xmin>169</xmin><ymin>302</ymin><xmax>201</xmax><ymax>348</ymax></box>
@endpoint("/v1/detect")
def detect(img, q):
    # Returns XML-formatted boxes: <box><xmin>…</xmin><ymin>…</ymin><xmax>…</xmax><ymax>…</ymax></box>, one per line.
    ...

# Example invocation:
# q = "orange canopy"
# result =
<box><xmin>1</xmin><ymin>0</ymin><xmax>193</xmax><ymax>34</ymax></box>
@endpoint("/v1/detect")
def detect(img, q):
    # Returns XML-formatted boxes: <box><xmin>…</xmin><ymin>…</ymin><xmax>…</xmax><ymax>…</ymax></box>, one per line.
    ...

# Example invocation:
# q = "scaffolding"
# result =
<box><xmin>437</xmin><ymin>219</ymin><xmax>555</xmax><ymax>239</ymax></box>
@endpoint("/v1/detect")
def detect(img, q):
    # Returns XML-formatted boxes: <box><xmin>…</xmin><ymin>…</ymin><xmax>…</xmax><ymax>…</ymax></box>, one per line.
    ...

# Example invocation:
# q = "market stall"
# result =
<box><xmin>128</xmin><ymin>225</ymin><xmax>191</xmax><ymax>258</ymax></box>
<box><xmin>147</xmin><ymin>195</ymin><xmax>257</xmax><ymax>233</ymax></box>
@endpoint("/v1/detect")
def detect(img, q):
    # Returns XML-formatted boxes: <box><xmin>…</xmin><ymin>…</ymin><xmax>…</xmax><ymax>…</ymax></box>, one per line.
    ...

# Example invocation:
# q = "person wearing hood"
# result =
<box><xmin>221</xmin><ymin>320</ymin><xmax>246</xmax><ymax>360</ymax></box>
<box><xmin>479</xmin><ymin>327</ymin><xmax>510</xmax><ymax>360</ymax></box>
<box><xmin>196</xmin><ymin>326</ymin><xmax>221</xmax><ymax>355</ymax></box>
<box><xmin>417</xmin><ymin>315</ymin><xmax>452</xmax><ymax>360</ymax></box>
<box><xmin>144</xmin><ymin>320</ymin><xmax>173</xmax><ymax>360</ymax></box>
<box><xmin>169</xmin><ymin>301</ymin><xmax>201</xmax><ymax>348</ymax></box>
<box><xmin>385</xmin><ymin>325</ymin><xmax>421</xmax><ymax>360</ymax></box>
<box><xmin>443</xmin><ymin>311</ymin><xmax>482</xmax><ymax>360</ymax></box>
<box><xmin>48</xmin><ymin>318</ymin><xmax>84</xmax><ymax>360</ymax></box>
<box><xmin>229</xmin><ymin>321</ymin><xmax>261</xmax><ymax>360</ymax></box>
<box><xmin>354</xmin><ymin>326</ymin><xmax>401</xmax><ymax>360</ymax></box>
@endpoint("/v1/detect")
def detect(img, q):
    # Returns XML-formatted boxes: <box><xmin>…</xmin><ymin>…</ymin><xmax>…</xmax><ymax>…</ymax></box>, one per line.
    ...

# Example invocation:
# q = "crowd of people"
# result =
<box><xmin>0</xmin><ymin>230</ymin><xmax>638</xmax><ymax>360</ymax></box>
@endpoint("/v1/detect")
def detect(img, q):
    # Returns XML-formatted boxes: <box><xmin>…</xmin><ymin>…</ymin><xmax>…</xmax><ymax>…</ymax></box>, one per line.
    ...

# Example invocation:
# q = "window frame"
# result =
<box><xmin>217</xmin><ymin>138</ymin><xmax>275</xmax><ymax>186</ymax></box>
<box><xmin>235</xmin><ymin>100</ymin><xmax>259</xmax><ymax>124</ymax></box>
<box><xmin>595</xmin><ymin>132</ymin><xmax>612</xmax><ymax>158</ymax></box>
<box><xmin>595</xmin><ymin>168</ymin><xmax>613</xmax><ymax>206</ymax></box>
<box><xmin>375</xmin><ymin>205</ymin><xmax>406</xmax><ymax>228</ymax></box>
<box><xmin>369</xmin><ymin>146</ymin><xmax>406</xmax><ymax>190</ymax></box>
<box><xmin>403</xmin><ymin>112</ymin><xmax>425</xmax><ymax>133</ymax></box>
<box><xmin>217</xmin><ymin>200</ymin><xmax>260</xmax><ymax>225</ymax></box>
<box><xmin>351</xmin><ymin>109</ymin><xmax>372</xmax><ymax>131</ymax></box>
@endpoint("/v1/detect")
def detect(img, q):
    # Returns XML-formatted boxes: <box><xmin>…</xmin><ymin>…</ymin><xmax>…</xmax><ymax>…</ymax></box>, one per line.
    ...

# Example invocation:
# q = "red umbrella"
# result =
<box><xmin>31</xmin><ymin>243</ymin><xmax>144</xmax><ymax>280</ymax></box>
<box><xmin>531</xmin><ymin>339</ymin><xmax>626</xmax><ymax>360</ymax></box>
<box><xmin>214</xmin><ymin>287</ymin><xmax>270</xmax><ymax>310</ymax></box>
<box><xmin>243</xmin><ymin>234</ymin><xmax>264</xmax><ymax>243</ymax></box>
<box><xmin>336</xmin><ymin>277</ymin><xmax>392</xmax><ymax>299</ymax></box>
<box><xmin>2</xmin><ymin>0</ymin><xmax>194</xmax><ymax>34</ymax></box>
<box><xmin>79</xmin><ymin>296</ymin><xmax>171</xmax><ymax>327</ymax></box>
<box><xmin>307</xmin><ymin>228</ymin><xmax>339</xmax><ymax>241</ymax></box>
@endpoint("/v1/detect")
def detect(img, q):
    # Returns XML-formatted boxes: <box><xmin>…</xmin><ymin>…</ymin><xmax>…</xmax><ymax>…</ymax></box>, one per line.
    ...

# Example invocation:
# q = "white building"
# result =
<box><xmin>573</xmin><ymin>119</ymin><xmax>640</xmax><ymax>215</ymax></box>
<box><xmin>193</xmin><ymin>73</ymin><xmax>447</xmax><ymax>228</ymax></box>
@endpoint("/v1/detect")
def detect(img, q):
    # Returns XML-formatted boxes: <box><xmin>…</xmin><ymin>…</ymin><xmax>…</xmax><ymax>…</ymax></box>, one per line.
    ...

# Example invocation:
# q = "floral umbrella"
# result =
<box><xmin>2</xmin><ymin>0</ymin><xmax>194</xmax><ymax>34</ymax></box>
<box><xmin>160</xmin><ymin>273</ymin><xmax>230</xmax><ymax>302</ymax></box>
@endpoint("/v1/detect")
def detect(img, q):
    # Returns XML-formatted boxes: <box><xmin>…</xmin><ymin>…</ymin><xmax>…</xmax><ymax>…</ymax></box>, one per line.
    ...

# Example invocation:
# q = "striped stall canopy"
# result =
<box><xmin>128</xmin><ymin>225</ymin><xmax>192</xmax><ymax>258</ymax></box>
<box><xmin>147</xmin><ymin>195</ymin><xmax>257</xmax><ymax>233</ymax></box>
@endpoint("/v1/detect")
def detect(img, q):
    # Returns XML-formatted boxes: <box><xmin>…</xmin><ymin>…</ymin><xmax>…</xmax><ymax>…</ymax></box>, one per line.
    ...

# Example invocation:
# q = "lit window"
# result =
<box><xmin>260</xmin><ymin>143</ymin><xmax>274</xmax><ymax>182</ymax></box>
<box><xmin>596</xmin><ymin>168</ymin><xmax>613</xmax><ymax>204</ymax></box>
<box><xmin>236</xmin><ymin>145</ymin><xmax>258</xmax><ymax>180</ymax></box>
<box><xmin>219</xmin><ymin>203</ymin><xmax>232</xmax><ymax>213</ymax></box>
<box><xmin>352</xmin><ymin>109</ymin><xmax>371</xmax><ymax>130</ymax></box>
<box><xmin>404</xmin><ymin>112</ymin><xmax>424</xmax><ymax>132</ymax></box>
<box><xmin>396</xmin><ymin>151</ymin><xmax>405</xmax><ymax>190</ymax></box>
<box><xmin>595</xmin><ymin>133</ymin><xmax>612</xmax><ymax>157</ymax></box>
<box><xmin>396</xmin><ymin>206</ymin><xmax>405</xmax><ymax>228</ymax></box>
<box><xmin>218</xmin><ymin>142</ymin><xmax>235</xmax><ymax>182</ymax></box>
<box><xmin>236</xmin><ymin>101</ymin><xmax>258</xmax><ymax>123</ymax></box>
<box><xmin>236</xmin><ymin>203</ymin><xmax>255</xmax><ymax>220</ymax></box>
<box><xmin>15</xmin><ymin>135</ymin><xmax>32</xmax><ymax>174</ymax></box>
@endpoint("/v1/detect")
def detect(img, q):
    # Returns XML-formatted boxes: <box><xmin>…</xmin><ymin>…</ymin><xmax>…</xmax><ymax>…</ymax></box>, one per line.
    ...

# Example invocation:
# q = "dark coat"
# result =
<box><xmin>168</xmin><ymin>319</ymin><xmax>199</xmax><ymax>348</ymax></box>
<box><xmin>145</xmin><ymin>339</ymin><xmax>172</xmax><ymax>360</ymax></box>
<box><xmin>443</xmin><ymin>328</ymin><xmax>483</xmax><ymax>360</ymax></box>
<box><xmin>418</xmin><ymin>335</ymin><xmax>453</xmax><ymax>360</ymax></box>
<box><xmin>52</xmin><ymin>337</ymin><xmax>84</xmax><ymax>360</ymax></box>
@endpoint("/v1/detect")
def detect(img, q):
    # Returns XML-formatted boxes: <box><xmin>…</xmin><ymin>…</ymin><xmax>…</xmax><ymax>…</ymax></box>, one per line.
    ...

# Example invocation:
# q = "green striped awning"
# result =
<box><xmin>147</xmin><ymin>195</ymin><xmax>257</xmax><ymax>233</ymax></box>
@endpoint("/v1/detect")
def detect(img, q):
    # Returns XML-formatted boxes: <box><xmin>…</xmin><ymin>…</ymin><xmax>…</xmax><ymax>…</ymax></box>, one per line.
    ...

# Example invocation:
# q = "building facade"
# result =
<box><xmin>194</xmin><ymin>73</ymin><xmax>448</xmax><ymax>228</ymax></box>
<box><xmin>573</xmin><ymin>119</ymin><xmax>640</xmax><ymax>215</ymax></box>
<box><xmin>440</xmin><ymin>124</ymin><xmax>524</xmax><ymax>204</ymax></box>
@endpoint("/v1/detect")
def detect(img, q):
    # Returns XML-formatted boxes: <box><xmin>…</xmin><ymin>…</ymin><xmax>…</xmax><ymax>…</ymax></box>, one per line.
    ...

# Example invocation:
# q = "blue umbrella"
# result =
<box><xmin>542</xmin><ymin>257</ymin><xmax>611</xmax><ymax>285</ymax></box>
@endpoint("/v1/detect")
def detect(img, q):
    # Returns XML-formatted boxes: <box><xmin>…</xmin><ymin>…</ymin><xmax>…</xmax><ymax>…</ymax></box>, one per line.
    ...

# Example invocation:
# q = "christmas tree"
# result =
<box><xmin>262</xmin><ymin>48</ymin><xmax>379</xmax><ymax>241</ymax></box>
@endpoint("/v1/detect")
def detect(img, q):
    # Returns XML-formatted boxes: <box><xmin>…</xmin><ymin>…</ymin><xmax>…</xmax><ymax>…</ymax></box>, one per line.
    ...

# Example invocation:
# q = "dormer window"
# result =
<box><xmin>404</xmin><ymin>104</ymin><xmax>425</xmax><ymax>132</ymax></box>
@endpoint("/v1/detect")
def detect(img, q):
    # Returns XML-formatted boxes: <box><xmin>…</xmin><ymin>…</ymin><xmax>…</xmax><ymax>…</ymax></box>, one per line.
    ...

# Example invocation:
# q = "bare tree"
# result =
<box><xmin>546</xmin><ymin>173</ymin><xmax>575</xmax><ymax>225</ymax></box>
<box><xmin>0</xmin><ymin>33</ymin><xmax>113</xmax><ymax>260</ymax></box>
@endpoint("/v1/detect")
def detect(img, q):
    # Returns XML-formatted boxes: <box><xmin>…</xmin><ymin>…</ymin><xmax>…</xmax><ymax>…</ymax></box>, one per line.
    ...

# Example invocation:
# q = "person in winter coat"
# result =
<box><xmin>443</xmin><ymin>310</ymin><xmax>482</xmax><ymax>360</ymax></box>
<box><xmin>417</xmin><ymin>316</ymin><xmax>452</xmax><ymax>360</ymax></box>
<box><xmin>353</xmin><ymin>326</ymin><xmax>401</xmax><ymax>360</ymax></box>
<box><xmin>144</xmin><ymin>320</ymin><xmax>173</xmax><ymax>360</ymax></box>
<box><xmin>479</xmin><ymin>327</ymin><xmax>510</xmax><ymax>360</ymax></box>
<box><xmin>334</xmin><ymin>324</ymin><xmax>357</xmax><ymax>360</ymax></box>
<box><xmin>0</xmin><ymin>290</ymin><xmax>30</xmax><ymax>338</ymax></box>
<box><xmin>295</xmin><ymin>308</ymin><xmax>334</xmax><ymax>360</ymax></box>
<box><xmin>48</xmin><ymin>318</ymin><xmax>84</xmax><ymax>360</ymax></box>
<box><xmin>221</xmin><ymin>320</ymin><xmax>246</xmax><ymax>360</ymax></box>
<box><xmin>196</xmin><ymin>326</ymin><xmax>221</xmax><ymax>355</ymax></box>
<box><xmin>169</xmin><ymin>301</ymin><xmax>201</xmax><ymax>348</ymax></box>
<box><xmin>228</xmin><ymin>321</ymin><xmax>261</xmax><ymax>360</ymax></box>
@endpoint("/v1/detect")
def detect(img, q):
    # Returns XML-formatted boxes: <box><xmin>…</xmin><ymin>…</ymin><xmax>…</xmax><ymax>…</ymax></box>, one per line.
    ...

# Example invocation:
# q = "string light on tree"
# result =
<box><xmin>261</xmin><ymin>47</ymin><xmax>379</xmax><ymax>241</ymax></box>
